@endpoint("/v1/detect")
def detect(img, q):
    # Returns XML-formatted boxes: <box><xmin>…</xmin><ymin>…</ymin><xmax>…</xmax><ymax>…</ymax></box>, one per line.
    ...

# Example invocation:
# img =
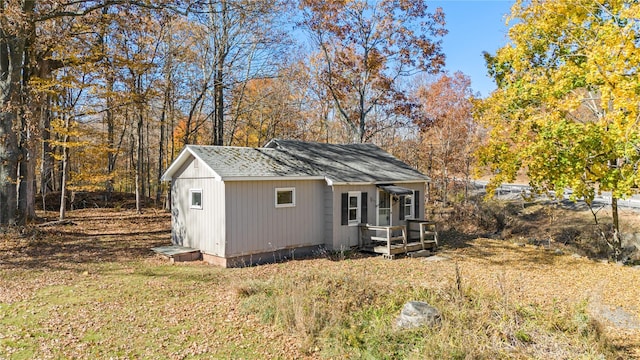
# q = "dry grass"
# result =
<box><xmin>1</xmin><ymin>208</ymin><xmax>639</xmax><ymax>358</ymax></box>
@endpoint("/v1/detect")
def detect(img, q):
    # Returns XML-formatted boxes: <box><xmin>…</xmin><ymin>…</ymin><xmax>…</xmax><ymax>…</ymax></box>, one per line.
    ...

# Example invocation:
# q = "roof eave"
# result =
<box><xmin>326</xmin><ymin>178</ymin><xmax>430</xmax><ymax>186</ymax></box>
<box><xmin>160</xmin><ymin>146</ymin><xmax>222</xmax><ymax>181</ymax></box>
<box><xmin>222</xmin><ymin>176</ymin><xmax>326</xmax><ymax>182</ymax></box>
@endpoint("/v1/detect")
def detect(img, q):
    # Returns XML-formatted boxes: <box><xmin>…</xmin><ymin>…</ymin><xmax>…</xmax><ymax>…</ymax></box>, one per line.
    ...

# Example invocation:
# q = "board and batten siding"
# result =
<box><xmin>388</xmin><ymin>183</ymin><xmax>425</xmax><ymax>222</ymax></box>
<box><xmin>224</xmin><ymin>180</ymin><xmax>325</xmax><ymax>257</ymax></box>
<box><xmin>328</xmin><ymin>182</ymin><xmax>426</xmax><ymax>250</ymax></box>
<box><xmin>170</xmin><ymin>155</ymin><xmax>226</xmax><ymax>256</ymax></box>
<box><xmin>329</xmin><ymin>185</ymin><xmax>377</xmax><ymax>250</ymax></box>
<box><xmin>323</xmin><ymin>186</ymin><xmax>334</xmax><ymax>246</ymax></box>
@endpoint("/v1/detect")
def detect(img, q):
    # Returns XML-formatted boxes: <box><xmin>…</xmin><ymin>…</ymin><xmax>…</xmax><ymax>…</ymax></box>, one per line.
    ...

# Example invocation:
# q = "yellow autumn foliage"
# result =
<box><xmin>477</xmin><ymin>0</ymin><xmax>640</xmax><ymax>202</ymax></box>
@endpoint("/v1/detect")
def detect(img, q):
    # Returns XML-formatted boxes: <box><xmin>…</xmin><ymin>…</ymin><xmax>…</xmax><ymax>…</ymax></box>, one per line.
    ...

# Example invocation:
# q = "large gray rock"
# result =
<box><xmin>621</xmin><ymin>233</ymin><xmax>640</xmax><ymax>263</ymax></box>
<box><xmin>396</xmin><ymin>301</ymin><xmax>441</xmax><ymax>330</ymax></box>
<box><xmin>622</xmin><ymin>233</ymin><xmax>640</xmax><ymax>250</ymax></box>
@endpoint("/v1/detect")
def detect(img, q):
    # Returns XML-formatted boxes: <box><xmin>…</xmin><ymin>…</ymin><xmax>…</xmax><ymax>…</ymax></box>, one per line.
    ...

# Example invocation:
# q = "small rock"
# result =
<box><xmin>571</xmin><ymin>253</ymin><xmax>582</xmax><ymax>259</ymax></box>
<box><xmin>514</xmin><ymin>242</ymin><xmax>525</xmax><ymax>247</ymax></box>
<box><xmin>396</xmin><ymin>301</ymin><xmax>441</xmax><ymax>330</ymax></box>
<box><xmin>554</xmin><ymin>249</ymin><xmax>564</xmax><ymax>255</ymax></box>
<box><xmin>422</xmin><ymin>255</ymin><xmax>449</xmax><ymax>262</ymax></box>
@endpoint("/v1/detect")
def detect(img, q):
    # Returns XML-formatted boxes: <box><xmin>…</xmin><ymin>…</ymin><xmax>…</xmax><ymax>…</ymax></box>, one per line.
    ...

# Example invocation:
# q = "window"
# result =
<box><xmin>190</xmin><ymin>189</ymin><xmax>203</xmax><ymax>209</ymax></box>
<box><xmin>377</xmin><ymin>190</ymin><xmax>391</xmax><ymax>226</ymax></box>
<box><xmin>341</xmin><ymin>192</ymin><xmax>367</xmax><ymax>226</ymax></box>
<box><xmin>404</xmin><ymin>193</ymin><xmax>413</xmax><ymax>219</ymax></box>
<box><xmin>275</xmin><ymin>188</ymin><xmax>295</xmax><ymax>208</ymax></box>
<box><xmin>348</xmin><ymin>192</ymin><xmax>361</xmax><ymax>224</ymax></box>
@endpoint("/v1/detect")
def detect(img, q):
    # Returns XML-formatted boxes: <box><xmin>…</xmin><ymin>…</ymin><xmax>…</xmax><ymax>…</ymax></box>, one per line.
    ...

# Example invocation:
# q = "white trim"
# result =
<box><xmin>161</xmin><ymin>146</ymin><xmax>222</xmax><ymax>181</ymax></box>
<box><xmin>329</xmin><ymin>179</ymin><xmax>429</xmax><ymax>186</ymax></box>
<box><xmin>224</xmin><ymin>176</ymin><xmax>325</xmax><ymax>182</ymax></box>
<box><xmin>404</xmin><ymin>191</ymin><xmax>415</xmax><ymax>220</ymax></box>
<box><xmin>275</xmin><ymin>187</ymin><xmax>296</xmax><ymax>208</ymax></box>
<box><xmin>190</xmin><ymin>188</ymin><xmax>203</xmax><ymax>209</ymax></box>
<box><xmin>376</xmin><ymin>189</ymin><xmax>391</xmax><ymax>226</ymax></box>
<box><xmin>347</xmin><ymin>191</ymin><xmax>361</xmax><ymax>225</ymax></box>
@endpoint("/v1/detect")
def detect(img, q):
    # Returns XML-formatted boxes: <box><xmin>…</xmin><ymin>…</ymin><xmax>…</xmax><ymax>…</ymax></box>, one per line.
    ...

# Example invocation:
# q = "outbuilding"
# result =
<box><xmin>161</xmin><ymin>139</ymin><xmax>432</xmax><ymax>267</ymax></box>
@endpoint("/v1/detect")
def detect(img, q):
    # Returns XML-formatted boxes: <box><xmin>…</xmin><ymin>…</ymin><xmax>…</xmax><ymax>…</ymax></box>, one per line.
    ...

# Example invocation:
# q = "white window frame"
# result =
<box><xmin>190</xmin><ymin>189</ymin><xmax>203</xmax><ymax>209</ymax></box>
<box><xmin>377</xmin><ymin>189</ymin><xmax>391</xmax><ymax>226</ymax></box>
<box><xmin>348</xmin><ymin>191</ymin><xmax>361</xmax><ymax>225</ymax></box>
<box><xmin>404</xmin><ymin>192</ymin><xmax>414</xmax><ymax>220</ymax></box>
<box><xmin>275</xmin><ymin>187</ymin><xmax>296</xmax><ymax>208</ymax></box>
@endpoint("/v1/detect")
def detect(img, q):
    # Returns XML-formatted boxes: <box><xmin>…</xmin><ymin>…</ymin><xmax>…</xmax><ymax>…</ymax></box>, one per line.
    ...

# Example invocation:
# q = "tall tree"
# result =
<box><xmin>196</xmin><ymin>0</ymin><xmax>292</xmax><ymax>146</ymax></box>
<box><xmin>477</xmin><ymin>0</ymin><xmax>640</xmax><ymax>259</ymax></box>
<box><xmin>0</xmin><ymin>0</ymin><xmax>35</xmax><ymax>224</ymax></box>
<box><xmin>415</xmin><ymin>72</ymin><xmax>476</xmax><ymax>205</ymax></box>
<box><xmin>0</xmin><ymin>0</ymin><xmax>181</xmax><ymax>225</ymax></box>
<box><xmin>299</xmin><ymin>0</ymin><xmax>447</xmax><ymax>143</ymax></box>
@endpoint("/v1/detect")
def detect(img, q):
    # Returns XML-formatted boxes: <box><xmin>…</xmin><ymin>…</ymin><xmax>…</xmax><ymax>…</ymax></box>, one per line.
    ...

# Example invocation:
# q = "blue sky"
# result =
<box><xmin>427</xmin><ymin>0</ymin><xmax>515</xmax><ymax>97</ymax></box>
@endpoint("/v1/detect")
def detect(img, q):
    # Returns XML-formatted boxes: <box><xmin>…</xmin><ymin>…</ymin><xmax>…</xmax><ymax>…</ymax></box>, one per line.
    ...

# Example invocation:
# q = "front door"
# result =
<box><xmin>377</xmin><ymin>190</ymin><xmax>391</xmax><ymax>226</ymax></box>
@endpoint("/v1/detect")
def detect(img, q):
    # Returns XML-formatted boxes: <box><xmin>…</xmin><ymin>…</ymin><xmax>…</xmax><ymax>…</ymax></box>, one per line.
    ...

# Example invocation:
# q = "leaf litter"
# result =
<box><xmin>0</xmin><ymin>208</ymin><xmax>639</xmax><ymax>358</ymax></box>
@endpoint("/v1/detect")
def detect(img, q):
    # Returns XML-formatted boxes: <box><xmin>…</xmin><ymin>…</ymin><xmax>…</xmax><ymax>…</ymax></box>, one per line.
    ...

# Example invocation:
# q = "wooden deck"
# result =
<box><xmin>359</xmin><ymin>220</ymin><xmax>438</xmax><ymax>259</ymax></box>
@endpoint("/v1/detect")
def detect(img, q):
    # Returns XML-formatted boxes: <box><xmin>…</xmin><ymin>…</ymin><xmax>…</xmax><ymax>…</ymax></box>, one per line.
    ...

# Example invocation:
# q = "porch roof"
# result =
<box><xmin>377</xmin><ymin>184</ymin><xmax>414</xmax><ymax>196</ymax></box>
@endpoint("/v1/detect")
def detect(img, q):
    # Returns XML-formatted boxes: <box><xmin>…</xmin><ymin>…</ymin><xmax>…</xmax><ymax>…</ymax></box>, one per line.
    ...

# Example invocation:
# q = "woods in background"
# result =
<box><xmin>0</xmin><ymin>0</ymin><xmax>477</xmax><ymax>225</ymax></box>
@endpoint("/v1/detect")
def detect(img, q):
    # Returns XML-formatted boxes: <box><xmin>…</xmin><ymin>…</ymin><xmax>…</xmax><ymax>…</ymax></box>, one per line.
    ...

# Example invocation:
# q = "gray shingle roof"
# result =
<box><xmin>187</xmin><ymin>146</ymin><xmax>318</xmax><ymax>178</ymax></box>
<box><xmin>265</xmin><ymin>139</ymin><xmax>428</xmax><ymax>183</ymax></box>
<box><xmin>164</xmin><ymin>139</ymin><xmax>428</xmax><ymax>183</ymax></box>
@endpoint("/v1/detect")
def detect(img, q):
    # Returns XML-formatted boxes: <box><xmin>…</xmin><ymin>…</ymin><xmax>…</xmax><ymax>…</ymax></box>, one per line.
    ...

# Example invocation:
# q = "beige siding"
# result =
<box><xmin>323</xmin><ymin>186</ymin><xmax>333</xmax><ymax>245</ymax></box>
<box><xmin>171</xmin><ymin>156</ymin><xmax>225</xmax><ymax>256</ymax></box>
<box><xmin>402</xmin><ymin>183</ymin><xmax>426</xmax><ymax>221</ymax></box>
<box><xmin>172</xmin><ymin>154</ymin><xmax>220</xmax><ymax>179</ymax></box>
<box><xmin>224</xmin><ymin>180</ymin><xmax>325</xmax><ymax>257</ymax></box>
<box><xmin>329</xmin><ymin>185</ymin><xmax>377</xmax><ymax>250</ymax></box>
<box><xmin>328</xmin><ymin>182</ymin><xmax>426</xmax><ymax>250</ymax></box>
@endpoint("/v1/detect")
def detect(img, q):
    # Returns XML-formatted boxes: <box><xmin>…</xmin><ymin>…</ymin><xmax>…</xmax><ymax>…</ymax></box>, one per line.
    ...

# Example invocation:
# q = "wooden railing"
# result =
<box><xmin>406</xmin><ymin>219</ymin><xmax>438</xmax><ymax>249</ymax></box>
<box><xmin>359</xmin><ymin>225</ymin><xmax>407</xmax><ymax>255</ymax></box>
<box><xmin>359</xmin><ymin>220</ymin><xmax>437</xmax><ymax>258</ymax></box>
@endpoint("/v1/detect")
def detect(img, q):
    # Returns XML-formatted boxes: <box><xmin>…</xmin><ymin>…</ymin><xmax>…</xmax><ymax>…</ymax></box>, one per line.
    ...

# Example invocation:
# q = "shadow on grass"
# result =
<box><xmin>0</xmin><ymin>210</ymin><xmax>171</xmax><ymax>271</ymax></box>
<box><xmin>437</xmin><ymin>228</ymin><xmax>560</xmax><ymax>266</ymax></box>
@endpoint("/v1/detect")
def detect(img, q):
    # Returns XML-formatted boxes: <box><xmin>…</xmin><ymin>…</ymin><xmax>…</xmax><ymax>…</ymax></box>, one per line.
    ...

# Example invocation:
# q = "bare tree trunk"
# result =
<box><xmin>105</xmin><ymin>75</ymin><xmax>116</xmax><ymax>198</ymax></box>
<box><xmin>145</xmin><ymin>116</ymin><xmax>150</xmax><ymax>199</ymax></box>
<box><xmin>157</xmin><ymin>105</ymin><xmax>166</xmax><ymax>204</ymax></box>
<box><xmin>611</xmin><ymin>196</ymin><xmax>622</xmax><ymax>261</ymax></box>
<box><xmin>18</xmin><ymin>144</ymin><xmax>37</xmax><ymax>222</ymax></box>
<box><xmin>0</xmin><ymin>112</ymin><xmax>19</xmax><ymax>225</ymax></box>
<box><xmin>213</xmin><ymin>69</ymin><xmax>224</xmax><ymax>146</ymax></box>
<box><xmin>135</xmin><ymin>110</ymin><xmax>143</xmax><ymax>214</ymax></box>
<box><xmin>59</xmin><ymin>118</ymin><xmax>70</xmax><ymax>221</ymax></box>
<box><xmin>442</xmin><ymin>165</ymin><xmax>448</xmax><ymax>207</ymax></box>
<box><xmin>0</xmin><ymin>23</ymin><xmax>27</xmax><ymax>225</ymax></box>
<box><xmin>41</xmin><ymin>95</ymin><xmax>54</xmax><ymax>210</ymax></box>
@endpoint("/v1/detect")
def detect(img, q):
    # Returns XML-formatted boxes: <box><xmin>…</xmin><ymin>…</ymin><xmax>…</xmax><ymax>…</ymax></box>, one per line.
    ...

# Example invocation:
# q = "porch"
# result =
<box><xmin>358</xmin><ymin>219</ymin><xmax>438</xmax><ymax>259</ymax></box>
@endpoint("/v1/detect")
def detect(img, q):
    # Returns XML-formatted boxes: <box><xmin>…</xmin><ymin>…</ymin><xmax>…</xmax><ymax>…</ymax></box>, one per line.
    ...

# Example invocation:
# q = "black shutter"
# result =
<box><xmin>399</xmin><ymin>195</ymin><xmax>405</xmax><ymax>220</ymax></box>
<box><xmin>341</xmin><ymin>193</ymin><xmax>348</xmax><ymax>225</ymax></box>
<box><xmin>414</xmin><ymin>190</ymin><xmax>420</xmax><ymax>219</ymax></box>
<box><xmin>361</xmin><ymin>192</ymin><xmax>368</xmax><ymax>224</ymax></box>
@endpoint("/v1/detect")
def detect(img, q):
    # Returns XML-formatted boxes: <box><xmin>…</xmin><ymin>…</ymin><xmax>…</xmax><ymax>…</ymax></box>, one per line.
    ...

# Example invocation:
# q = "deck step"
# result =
<box><xmin>152</xmin><ymin>245</ymin><xmax>201</xmax><ymax>262</ymax></box>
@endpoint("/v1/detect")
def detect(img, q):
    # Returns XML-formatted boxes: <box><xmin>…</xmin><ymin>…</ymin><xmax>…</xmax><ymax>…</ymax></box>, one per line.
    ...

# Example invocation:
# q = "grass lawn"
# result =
<box><xmin>1</xmin><ymin>208</ymin><xmax>639</xmax><ymax>359</ymax></box>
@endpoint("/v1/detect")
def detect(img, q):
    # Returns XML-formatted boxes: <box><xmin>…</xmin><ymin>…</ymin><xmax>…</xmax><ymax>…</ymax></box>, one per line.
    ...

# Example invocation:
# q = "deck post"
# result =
<box><xmin>387</xmin><ymin>227</ymin><xmax>391</xmax><ymax>255</ymax></box>
<box><xmin>402</xmin><ymin>226</ymin><xmax>408</xmax><ymax>252</ymax></box>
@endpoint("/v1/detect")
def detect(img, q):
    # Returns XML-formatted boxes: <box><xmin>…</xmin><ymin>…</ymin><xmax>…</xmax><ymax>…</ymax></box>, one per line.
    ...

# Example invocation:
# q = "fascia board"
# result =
<box><xmin>161</xmin><ymin>146</ymin><xmax>222</xmax><ymax>181</ymax></box>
